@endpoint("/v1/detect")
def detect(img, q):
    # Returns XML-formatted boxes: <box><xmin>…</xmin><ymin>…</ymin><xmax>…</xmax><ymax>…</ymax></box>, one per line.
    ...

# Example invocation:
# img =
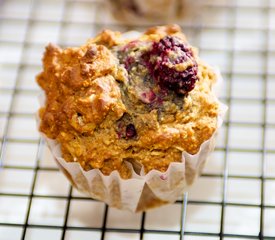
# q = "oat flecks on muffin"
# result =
<box><xmin>37</xmin><ymin>25</ymin><xmax>219</xmax><ymax>179</ymax></box>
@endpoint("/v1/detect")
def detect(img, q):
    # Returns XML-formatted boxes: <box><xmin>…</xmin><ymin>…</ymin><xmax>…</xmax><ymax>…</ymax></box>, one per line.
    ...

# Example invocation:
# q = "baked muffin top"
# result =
<box><xmin>37</xmin><ymin>25</ymin><xmax>219</xmax><ymax>179</ymax></box>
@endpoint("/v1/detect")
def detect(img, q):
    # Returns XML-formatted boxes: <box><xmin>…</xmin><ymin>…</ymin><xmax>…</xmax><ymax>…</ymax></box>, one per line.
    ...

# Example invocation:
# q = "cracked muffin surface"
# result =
<box><xmin>37</xmin><ymin>25</ymin><xmax>219</xmax><ymax>179</ymax></box>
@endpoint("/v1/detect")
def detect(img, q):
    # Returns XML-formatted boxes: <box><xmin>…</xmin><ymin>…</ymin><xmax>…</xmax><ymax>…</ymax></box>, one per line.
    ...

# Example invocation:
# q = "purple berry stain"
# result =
<box><xmin>160</xmin><ymin>174</ymin><xmax>167</xmax><ymax>180</ymax></box>
<box><xmin>142</xmin><ymin>36</ymin><xmax>198</xmax><ymax>95</ymax></box>
<box><xmin>117</xmin><ymin>120</ymin><xmax>137</xmax><ymax>140</ymax></box>
<box><xmin>117</xmin><ymin>122</ymin><xmax>125</xmax><ymax>139</ymax></box>
<box><xmin>140</xmin><ymin>89</ymin><xmax>156</xmax><ymax>104</ymax></box>
<box><xmin>126</xmin><ymin>124</ymin><xmax>137</xmax><ymax>139</ymax></box>
<box><xmin>124</xmin><ymin>56</ymin><xmax>135</xmax><ymax>71</ymax></box>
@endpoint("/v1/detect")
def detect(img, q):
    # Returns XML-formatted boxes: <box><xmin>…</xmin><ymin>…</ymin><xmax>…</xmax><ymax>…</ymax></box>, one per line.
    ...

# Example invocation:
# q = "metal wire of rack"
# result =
<box><xmin>0</xmin><ymin>0</ymin><xmax>275</xmax><ymax>239</ymax></box>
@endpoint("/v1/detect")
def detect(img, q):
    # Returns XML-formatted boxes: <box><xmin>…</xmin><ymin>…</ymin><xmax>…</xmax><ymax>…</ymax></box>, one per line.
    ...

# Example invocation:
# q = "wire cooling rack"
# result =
<box><xmin>0</xmin><ymin>0</ymin><xmax>275</xmax><ymax>239</ymax></box>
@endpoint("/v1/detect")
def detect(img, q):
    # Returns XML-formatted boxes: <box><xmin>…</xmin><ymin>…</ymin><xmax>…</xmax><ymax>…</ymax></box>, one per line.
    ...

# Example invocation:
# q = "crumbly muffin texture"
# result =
<box><xmin>37</xmin><ymin>25</ymin><xmax>219</xmax><ymax>179</ymax></box>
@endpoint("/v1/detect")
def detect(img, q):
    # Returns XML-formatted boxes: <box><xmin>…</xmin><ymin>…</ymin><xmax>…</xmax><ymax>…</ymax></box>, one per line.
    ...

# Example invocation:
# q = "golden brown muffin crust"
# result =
<box><xmin>37</xmin><ymin>25</ymin><xmax>219</xmax><ymax>179</ymax></box>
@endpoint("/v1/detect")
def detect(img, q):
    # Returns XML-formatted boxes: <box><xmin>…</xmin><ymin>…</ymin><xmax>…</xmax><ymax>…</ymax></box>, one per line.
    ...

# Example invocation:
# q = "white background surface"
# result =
<box><xmin>0</xmin><ymin>0</ymin><xmax>275</xmax><ymax>239</ymax></box>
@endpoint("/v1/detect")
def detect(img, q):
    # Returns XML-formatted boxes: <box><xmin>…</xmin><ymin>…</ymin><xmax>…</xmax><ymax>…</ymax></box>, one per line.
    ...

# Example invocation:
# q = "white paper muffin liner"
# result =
<box><xmin>38</xmin><ymin>80</ymin><xmax>227</xmax><ymax>212</ymax></box>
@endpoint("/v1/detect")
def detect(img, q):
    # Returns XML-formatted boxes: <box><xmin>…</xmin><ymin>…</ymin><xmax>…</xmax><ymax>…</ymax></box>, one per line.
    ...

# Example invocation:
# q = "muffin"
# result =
<box><xmin>37</xmin><ymin>25</ymin><xmax>226</xmax><ymax>211</ymax></box>
<box><xmin>105</xmin><ymin>0</ymin><xmax>200</xmax><ymax>23</ymax></box>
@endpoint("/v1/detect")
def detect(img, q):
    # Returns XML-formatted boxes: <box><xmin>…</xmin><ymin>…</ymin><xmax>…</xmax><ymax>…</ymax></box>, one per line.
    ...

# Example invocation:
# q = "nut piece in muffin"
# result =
<box><xmin>37</xmin><ymin>25</ymin><xmax>219</xmax><ymax>180</ymax></box>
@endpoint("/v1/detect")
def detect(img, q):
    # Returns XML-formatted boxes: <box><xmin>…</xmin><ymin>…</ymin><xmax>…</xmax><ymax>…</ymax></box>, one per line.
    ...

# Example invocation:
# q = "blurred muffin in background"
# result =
<box><xmin>105</xmin><ymin>0</ymin><xmax>202</xmax><ymax>24</ymax></box>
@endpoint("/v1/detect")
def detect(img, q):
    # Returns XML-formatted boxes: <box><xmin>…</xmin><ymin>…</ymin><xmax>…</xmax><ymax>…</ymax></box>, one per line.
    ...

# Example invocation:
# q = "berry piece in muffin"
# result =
<box><xmin>143</xmin><ymin>35</ymin><xmax>198</xmax><ymax>95</ymax></box>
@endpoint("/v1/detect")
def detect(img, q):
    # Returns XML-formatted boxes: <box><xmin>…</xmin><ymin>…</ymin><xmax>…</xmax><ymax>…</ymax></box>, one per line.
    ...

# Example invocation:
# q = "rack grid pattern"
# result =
<box><xmin>0</xmin><ymin>0</ymin><xmax>275</xmax><ymax>239</ymax></box>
